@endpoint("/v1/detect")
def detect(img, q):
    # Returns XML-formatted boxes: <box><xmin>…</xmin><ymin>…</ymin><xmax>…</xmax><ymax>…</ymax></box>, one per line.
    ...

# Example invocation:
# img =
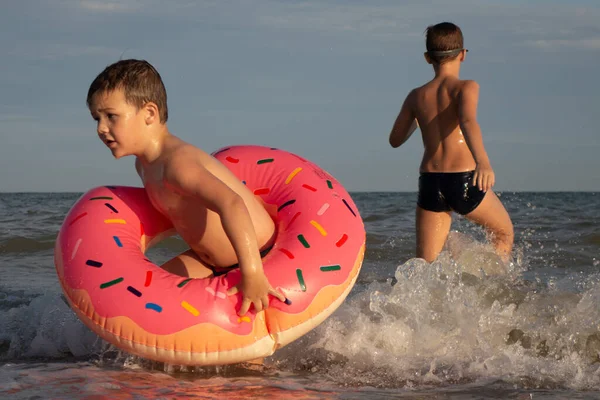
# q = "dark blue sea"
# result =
<box><xmin>1</xmin><ymin>191</ymin><xmax>599</xmax><ymax>399</ymax></box>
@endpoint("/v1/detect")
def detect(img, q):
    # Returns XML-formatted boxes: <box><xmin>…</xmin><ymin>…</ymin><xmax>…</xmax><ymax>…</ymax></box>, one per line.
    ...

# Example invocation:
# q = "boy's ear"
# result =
<box><xmin>143</xmin><ymin>102</ymin><xmax>159</xmax><ymax>125</ymax></box>
<box><xmin>424</xmin><ymin>52</ymin><xmax>433</xmax><ymax>64</ymax></box>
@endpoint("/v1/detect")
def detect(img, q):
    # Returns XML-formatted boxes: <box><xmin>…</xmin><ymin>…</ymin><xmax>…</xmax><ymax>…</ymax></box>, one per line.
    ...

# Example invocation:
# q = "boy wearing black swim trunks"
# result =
<box><xmin>388</xmin><ymin>22</ymin><xmax>514</xmax><ymax>263</ymax></box>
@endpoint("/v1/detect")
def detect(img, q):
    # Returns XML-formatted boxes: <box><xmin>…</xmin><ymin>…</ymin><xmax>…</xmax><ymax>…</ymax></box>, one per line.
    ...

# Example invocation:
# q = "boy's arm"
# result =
<box><xmin>164</xmin><ymin>155</ymin><xmax>285</xmax><ymax>316</ymax></box>
<box><xmin>389</xmin><ymin>90</ymin><xmax>419</xmax><ymax>148</ymax></box>
<box><xmin>458</xmin><ymin>80</ymin><xmax>495</xmax><ymax>192</ymax></box>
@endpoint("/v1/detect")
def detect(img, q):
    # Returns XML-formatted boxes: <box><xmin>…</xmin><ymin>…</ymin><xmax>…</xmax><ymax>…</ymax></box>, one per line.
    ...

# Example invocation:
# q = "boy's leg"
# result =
<box><xmin>464</xmin><ymin>191</ymin><xmax>514</xmax><ymax>262</ymax></box>
<box><xmin>160</xmin><ymin>250</ymin><xmax>215</xmax><ymax>278</ymax></box>
<box><xmin>416</xmin><ymin>206</ymin><xmax>452</xmax><ymax>262</ymax></box>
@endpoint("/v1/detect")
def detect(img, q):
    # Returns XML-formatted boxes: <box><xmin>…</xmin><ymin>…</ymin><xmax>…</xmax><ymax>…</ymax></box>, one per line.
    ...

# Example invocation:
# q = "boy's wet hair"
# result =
<box><xmin>87</xmin><ymin>59</ymin><xmax>169</xmax><ymax>123</ymax></box>
<box><xmin>425</xmin><ymin>22</ymin><xmax>464</xmax><ymax>65</ymax></box>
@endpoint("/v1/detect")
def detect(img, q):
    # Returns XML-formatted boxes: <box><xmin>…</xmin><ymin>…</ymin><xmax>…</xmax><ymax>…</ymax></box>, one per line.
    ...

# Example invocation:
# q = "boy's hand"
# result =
<box><xmin>473</xmin><ymin>163</ymin><xmax>495</xmax><ymax>192</ymax></box>
<box><xmin>227</xmin><ymin>267</ymin><xmax>286</xmax><ymax>316</ymax></box>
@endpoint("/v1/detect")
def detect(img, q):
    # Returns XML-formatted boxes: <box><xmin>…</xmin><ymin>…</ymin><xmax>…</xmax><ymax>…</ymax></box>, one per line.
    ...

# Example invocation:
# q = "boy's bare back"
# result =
<box><xmin>408</xmin><ymin>77</ymin><xmax>479</xmax><ymax>173</ymax></box>
<box><xmin>388</xmin><ymin>22</ymin><xmax>514</xmax><ymax>264</ymax></box>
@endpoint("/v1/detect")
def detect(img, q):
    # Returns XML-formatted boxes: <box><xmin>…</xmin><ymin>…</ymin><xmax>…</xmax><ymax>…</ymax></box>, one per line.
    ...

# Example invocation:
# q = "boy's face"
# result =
<box><xmin>89</xmin><ymin>89</ymin><xmax>146</xmax><ymax>159</ymax></box>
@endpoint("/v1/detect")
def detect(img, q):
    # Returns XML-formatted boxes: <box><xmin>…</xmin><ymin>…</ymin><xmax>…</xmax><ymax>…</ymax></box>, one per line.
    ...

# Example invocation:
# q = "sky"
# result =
<box><xmin>0</xmin><ymin>0</ymin><xmax>599</xmax><ymax>192</ymax></box>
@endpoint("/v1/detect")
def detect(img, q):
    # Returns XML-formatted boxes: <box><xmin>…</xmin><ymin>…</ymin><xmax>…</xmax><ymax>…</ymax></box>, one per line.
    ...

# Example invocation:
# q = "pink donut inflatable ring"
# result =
<box><xmin>54</xmin><ymin>145</ymin><xmax>366</xmax><ymax>365</ymax></box>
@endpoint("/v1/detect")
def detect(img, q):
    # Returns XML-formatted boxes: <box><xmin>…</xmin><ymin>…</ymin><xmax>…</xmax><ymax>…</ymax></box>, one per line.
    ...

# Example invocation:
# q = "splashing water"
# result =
<box><xmin>271</xmin><ymin>233</ymin><xmax>600</xmax><ymax>391</ymax></box>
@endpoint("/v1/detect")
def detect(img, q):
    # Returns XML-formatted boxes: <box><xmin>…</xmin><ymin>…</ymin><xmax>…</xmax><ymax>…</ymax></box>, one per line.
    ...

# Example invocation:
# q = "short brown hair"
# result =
<box><xmin>425</xmin><ymin>22</ymin><xmax>464</xmax><ymax>65</ymax></box>
<box><xmin>87</xmin><ymin>59</ymin><xmax>169</xmax><ymax>123</ymax></box>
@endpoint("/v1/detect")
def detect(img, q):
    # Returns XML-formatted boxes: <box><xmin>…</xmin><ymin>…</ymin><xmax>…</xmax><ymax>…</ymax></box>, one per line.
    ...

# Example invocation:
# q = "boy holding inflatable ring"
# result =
<box><xmin>87</xmin><ymin>59</ymin><xmax>286</xmax><ymax>316</ymax></box>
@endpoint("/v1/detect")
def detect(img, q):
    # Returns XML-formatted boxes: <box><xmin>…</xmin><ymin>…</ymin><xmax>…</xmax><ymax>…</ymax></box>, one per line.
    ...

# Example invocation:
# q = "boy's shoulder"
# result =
<box><xmin>456</xmin><ymin>79</ymin><xmax>480</xmax><ymax>102</ymax></box>
<box><xmin>412</xmin><ymin>78</ymin><xmax>480</xmax><ymax>100</ymax></box>
<box><xmin>403</xmin><ymin>86</ymin><xmax>421</xmax><ymax>107</ymax></box>
<box><xmin>161</xmin><ymin>139</ymin><xmax>217</xmax><ymax>176</ymax></box>
<box><xmin>155</xmin><ymin>142</ymin><xmax>211</xmax><ymax>187</ymax></box>
<box><xmin>459</xmin><ymin>78</ymin><xmax>480</xmax><ymax>91</ymax></box>
<box><xmin>161</xmin><ymin>136</ymin><xmax>206</xmax><ymax>158</ymax></box>
<box><xmin>163</xmin><ymin>141</ymin><xmax>205</xmax><ymax>167</ymax></box>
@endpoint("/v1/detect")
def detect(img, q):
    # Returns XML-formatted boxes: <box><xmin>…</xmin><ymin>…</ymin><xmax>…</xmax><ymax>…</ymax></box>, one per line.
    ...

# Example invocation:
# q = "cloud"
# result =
<box><xmin>525</xmin><ymin>37</ymin><xmax>600</xmax><ymax>51</ymax></box>
<box><xmin>255</xmin><ymin>2</ymin><xmax>413</xmax><ymax>39</ymax></box>
<box><xmin>0</xmin><ymin>114</ymin><xmax>38</xmax><ymax>122</ymax></box>
<box><xmin>70</xmin><ymin>0</ymin><xmax>211</xmax><ymax>16</ymax></box>
<box><xmin>486</xmin><ymin>132</ymin><xmax>600</xmax><ymax>148</ymax></box>
<box><xmin>13</xmin><ymin>1</ymin><xmax>600</xmax><ymax>51</ymax></box>
<box><xmin>76</xmin><ymin>0</ymin><xmax>137</xmax><ymax>13</ymax></box>
<box><xmin>36</xmin><ymin>43</ymin><xmax>116</xmax><ymax>60</ymax></box>
<box><xmin>2</xmin><ymin>41</ymin><xmax>118</xmax><ymax>63</ymax></box>
<box><xmin>250</xmin><ymin>1</ymin><xmax>600</xmax><ymax>39</ymax></box>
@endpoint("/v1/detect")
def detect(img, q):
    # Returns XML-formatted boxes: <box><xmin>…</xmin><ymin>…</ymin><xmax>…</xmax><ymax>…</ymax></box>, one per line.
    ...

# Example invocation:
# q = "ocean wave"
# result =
<box><xmin>583</xmin><ymin>233</ymin><xmax>600</xmax><ymax>246</ymax></box>
<box><xmin>273</xmin><ymin>252</ymin><xmax>600</xmax><ymax>390</ymax></box>
<box><xmin>0</xmin><ymin>292</ymin><xmax>104</xmax><ymax>362</ymax></box>
<box><xmin>0</xmin><ymin>235</ymin><xmax>191</xmax><ymax>256</ymax></box>
<box><xmin>0</xmin><ymin>236</ymin><xmax>56</xmax><ymax>254</ymax></box>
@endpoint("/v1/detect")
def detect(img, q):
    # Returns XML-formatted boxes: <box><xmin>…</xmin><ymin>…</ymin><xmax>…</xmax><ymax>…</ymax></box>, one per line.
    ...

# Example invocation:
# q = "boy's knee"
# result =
<box><xmin>493</xmin><ymin>223</ymin><xmax>514</xmax><ymax>245</ymax></box>
<box><xmin>504</xmin><ymin>222</ymin><xmax>515</xmax><ymax>241</ymax></box>
<box><xmin>417</xmin><ymin>247</ymin><xmax>438</xmax><ymax>263</ymax></box>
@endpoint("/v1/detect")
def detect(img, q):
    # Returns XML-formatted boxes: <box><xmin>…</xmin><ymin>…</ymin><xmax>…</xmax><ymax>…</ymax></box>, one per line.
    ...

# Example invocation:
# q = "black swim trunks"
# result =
<box><xmin>206</xmin><ymin>244</ymin><xmax>274</xmax><ymax>277</ymax></box>
<box><xmin>417</xmin><ymin>171</ymin><xmax>486</xmax><ymax>215</ymax></box>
